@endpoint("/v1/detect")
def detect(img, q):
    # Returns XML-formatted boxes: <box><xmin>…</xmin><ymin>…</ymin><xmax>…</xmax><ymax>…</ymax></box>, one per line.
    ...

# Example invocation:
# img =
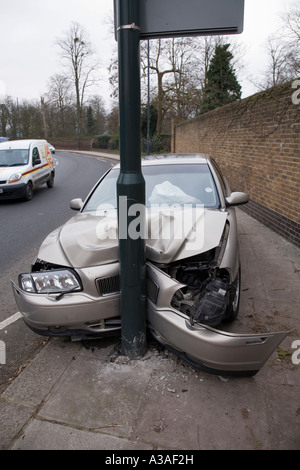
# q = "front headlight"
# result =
<box><xmin>19</xmin><ymin>269</ymin><xmax>81</xmax><ymax>294</ymax></box>
<box><xmin>9</xmin><ymin>172</ymin><xmax>22</xmax><ymax>183</ymax></box>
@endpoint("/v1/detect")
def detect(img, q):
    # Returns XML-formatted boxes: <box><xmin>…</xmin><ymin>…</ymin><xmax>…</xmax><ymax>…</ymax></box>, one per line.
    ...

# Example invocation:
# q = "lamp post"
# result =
<box><xmin>147</xmin><ymin>39</ymin><xmax>150</xmax><ymax>156</ymax></box>
<box><xmin>116</xmin><ymin>0</ymin><xmax>147</xmax><ymax>359</ymax></box>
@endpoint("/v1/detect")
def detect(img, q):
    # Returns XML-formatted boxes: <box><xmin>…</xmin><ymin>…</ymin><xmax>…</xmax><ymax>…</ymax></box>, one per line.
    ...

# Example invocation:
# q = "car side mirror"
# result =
<box><xmin>226</xmin><ymin>192</ymin><xmax>249</xmax><ymax>207</ymax></box>
<box><xmin>70</xmin><ymin>198</ymin><xmax>83</xmax><ymax>211</ymax></box>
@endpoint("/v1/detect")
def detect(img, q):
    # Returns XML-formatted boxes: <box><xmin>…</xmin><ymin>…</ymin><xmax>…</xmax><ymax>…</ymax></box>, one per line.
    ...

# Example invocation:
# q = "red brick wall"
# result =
<box><xmin>174</xmin><ymin>81</ymin><xmax>300</xmax><ymax>246</ymax></box>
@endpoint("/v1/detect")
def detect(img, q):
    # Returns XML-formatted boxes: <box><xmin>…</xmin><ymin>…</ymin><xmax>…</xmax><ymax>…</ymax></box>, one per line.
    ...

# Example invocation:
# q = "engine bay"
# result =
<box><xmin>157</xmin><ymin>250</ymin><xmax>234</xmax><ymax>327</ymax></box>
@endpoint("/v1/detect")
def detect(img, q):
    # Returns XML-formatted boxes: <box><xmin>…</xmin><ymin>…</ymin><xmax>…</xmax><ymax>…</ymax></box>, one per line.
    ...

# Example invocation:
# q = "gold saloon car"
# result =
<box><xmin>11</xmin><ymin>154</ymin><xmax>288</xmax><ymax>375</ymax></box>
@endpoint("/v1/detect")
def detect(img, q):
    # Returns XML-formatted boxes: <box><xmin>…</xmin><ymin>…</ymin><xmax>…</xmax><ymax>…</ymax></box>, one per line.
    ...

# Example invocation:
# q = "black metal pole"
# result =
<box><xmin>116</xmin><ymin>0</ymin><xmax>147</xmax><ymax>358</ymax></box>
<box><xmin>147</xmin><ymin>39</ymin><xmax>150</xmax><ymax>156</ymax></box>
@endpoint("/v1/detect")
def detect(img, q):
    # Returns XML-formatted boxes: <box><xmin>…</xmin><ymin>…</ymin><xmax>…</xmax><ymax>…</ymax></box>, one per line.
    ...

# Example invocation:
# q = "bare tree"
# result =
<box><xmin>165</xmin><ymin>36</ymin><xmax>245</xmax><ymax>120</ymax></box>
<box><xmin>4</xmin><ymin>97</ymin><xmax>20</xmax><ymax>139</ymax></box>
<box><xmin>140</xmin><ymin>39</ymin><xmax>180</xmax><ymax>134</ymax></box>
<box><xmin>281</xmin><ymin>2</ymin><xmax>300</xmax><ymax>77</ymax></box>
<box><xmin>46</xmin><ymin>74</ymin><xmax>73</xmax><ymax>135</ymax></box>
<box><xmin>255</xmin><ymin>2</ymin><xmax>299</xmax><ymax>90</ymax></box>
<box><xmin>18</xmin><ymin>100</ymin><xmax>43</xmax><ymax>139</ymax></box>
<box><xmin>0</xmin><ymin>97</ymin><xmax>36</xmax><ymax>139</ymax></box>
<box><xmin>56</xmin><ymin>22</ymin><xmax>100</xmax><ymax>137</ymax></box>
<box><xmin>265</xmin><ymin>35</ymin><xmax>291</xmax><ymax>87</ymax></box>
<box><xmin>164</xmin><ymin>37</ymin><xmax>202</xmax><ymax>121</ymax></box>
<box><xmin>0</xmin><ymin>99</ymin><xmax>10</xmax><ymax>136</ymax></box>
<box><xmin>86</xmin><ymin>95</ymin><xmax>107</xmax><ymax>135</ymax></box>
<box><xmin>109</xmin><ymin>35</ymin><xmax>245</xmax><ymax>135</ymax></box>
<box><xmin>140</xmin><ymin>36</ymin><xmax>244</xmax><ymax>133</ymax></box>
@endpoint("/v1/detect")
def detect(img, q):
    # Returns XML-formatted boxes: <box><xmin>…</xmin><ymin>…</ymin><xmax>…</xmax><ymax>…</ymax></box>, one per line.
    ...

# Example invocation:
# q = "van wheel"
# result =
<box><xmin>47</xmin><ymin>173</ymin><xmax>54</xmax><ymax>188</ymax></box>
<box><xmin>24</xmin><ymin>182</ymin><xmax>33</xmax><ymax>201</ymax></box>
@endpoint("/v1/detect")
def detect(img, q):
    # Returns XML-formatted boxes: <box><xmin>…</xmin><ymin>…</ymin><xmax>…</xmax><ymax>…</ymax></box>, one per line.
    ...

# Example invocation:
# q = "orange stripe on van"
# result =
<box><xmin>22</xmin><ymin>164</ymin><xmax>49</xmax><ymax>177</ymax></box>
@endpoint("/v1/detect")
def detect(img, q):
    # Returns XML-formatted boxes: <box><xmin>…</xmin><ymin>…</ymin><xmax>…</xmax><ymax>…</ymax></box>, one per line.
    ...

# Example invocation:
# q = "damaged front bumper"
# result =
<box><xmin>147</xmin><ymin>262</ymin><xmax>289</xmax><ymax>376</ymax></box>
<box><xmin>11</xmin><ymin>260</ymin><xmax>289</xmax><ymax>376</ymax></box>
<box><xmin>148</xmin><ymin>305</ymin><xmax>288</xmax><ymax>376</ymax></box>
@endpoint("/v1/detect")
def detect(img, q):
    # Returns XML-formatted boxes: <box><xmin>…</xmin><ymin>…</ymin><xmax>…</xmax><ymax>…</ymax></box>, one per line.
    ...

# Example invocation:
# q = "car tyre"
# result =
<box><xmin>47</xmin><ymin>173</ymin><xmax>54</xmax><ymax>188</ymax></box>
<box><xmin>225</xmin><ymin>267</ymin><xmax>241</xmax><ymax>323</ymax></box>
<box><xmin>24</xmin><ymin>182</ymin><xmax>33</xmax><ymax>201</ymax></box>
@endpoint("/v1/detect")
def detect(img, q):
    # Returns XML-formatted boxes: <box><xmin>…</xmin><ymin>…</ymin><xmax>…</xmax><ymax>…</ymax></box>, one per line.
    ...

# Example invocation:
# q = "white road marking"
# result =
<box><xmin>0</xmin><ymin>312</ymin><xmax>22</xmax><ymax>330</ymax></box>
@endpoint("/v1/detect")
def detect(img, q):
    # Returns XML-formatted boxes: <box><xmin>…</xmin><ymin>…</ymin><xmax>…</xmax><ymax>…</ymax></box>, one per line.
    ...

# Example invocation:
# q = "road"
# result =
<box><xmin>0</xmin><ymin>151</ymin><xmax>114</xmax><ymax>392</ymax></box>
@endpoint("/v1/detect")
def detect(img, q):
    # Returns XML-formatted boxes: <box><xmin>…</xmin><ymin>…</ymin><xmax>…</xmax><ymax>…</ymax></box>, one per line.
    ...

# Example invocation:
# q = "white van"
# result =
<box><xmin>0</xmin><ymin>139</ymin><xmax>55</xmax><ymax>201</ymax></box>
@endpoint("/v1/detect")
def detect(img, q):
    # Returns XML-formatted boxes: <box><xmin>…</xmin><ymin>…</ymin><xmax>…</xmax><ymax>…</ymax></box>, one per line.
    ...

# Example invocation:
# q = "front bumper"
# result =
<box><xmin>146</xmin><ymin>262</ymin><xmax>289</xmax><ymax>375</ymax></box>
<box><xmin>0</xmin><ymin>182</ymin><xmax>26</xmax><ymax>199</ymax></box>
<box><xmin>11</xmin><ymin>261</ymin><xmax>289</xmax><ymax>375</ymax></box>
<box><xmin>11</xmin><ymin>280</ymin><xmax>121</xmax><ymax>337</ymax></box>
<box><xmin>147</xmin><ymin>302</ymin><xmax>288</xmax><ymax>375</ymax></box>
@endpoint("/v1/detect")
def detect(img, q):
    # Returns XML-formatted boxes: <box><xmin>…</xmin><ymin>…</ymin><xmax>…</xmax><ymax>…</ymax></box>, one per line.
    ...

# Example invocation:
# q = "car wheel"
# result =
<box><xmin>47</xmin><ymin>173</ymin><xmax>54</xmax><ymax>188</ymax></box>
<box><xmin>225</xmin><ymin>267</ymin><xmax>241</xmax><ymax>323</ymax></box>
<box><xmin>24</xmin><ymin>182</ymin><xmax>33</xmax><ymax>201</ymax></box>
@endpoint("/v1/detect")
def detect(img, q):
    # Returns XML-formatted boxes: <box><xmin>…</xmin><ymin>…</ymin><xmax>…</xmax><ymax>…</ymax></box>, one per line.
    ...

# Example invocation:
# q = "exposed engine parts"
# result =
<box><xmin>193</xmin><ymin>277</ymin><xmax>230</xmax><ymax>326</ymax></box>
<box><xmin>169</xmin><ymin>259</ymin><xmax>233</xmax><ymax>327</ymax></box>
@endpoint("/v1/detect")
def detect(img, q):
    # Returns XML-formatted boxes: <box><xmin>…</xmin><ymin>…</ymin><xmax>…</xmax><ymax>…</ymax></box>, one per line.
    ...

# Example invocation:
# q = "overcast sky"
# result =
<box><xmin>0</xmin><ymin>0</ymin><xmax>296</xmax><ymax>108</ymax></box>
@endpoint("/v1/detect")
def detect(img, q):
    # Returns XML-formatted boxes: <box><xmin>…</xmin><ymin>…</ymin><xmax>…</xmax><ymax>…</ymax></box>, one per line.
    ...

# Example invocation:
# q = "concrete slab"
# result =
<box><xmin>37</xmin><ymin>342</ymin><xmax>154</xmax><ymax>439</ymax></box>
<box><xmin>11</xmin><ymin>419</ymin><xmax>154</xmax><ymax>450</ymax></box>
<box><xmin>0</xmin><ymin>401</ymin><xmax>34</xmax><ymax>450</ymax></box>
<box><xmin>2</xmin><ymin>340</ymin><xmax>81</xmax><ymax>407</ymax></box>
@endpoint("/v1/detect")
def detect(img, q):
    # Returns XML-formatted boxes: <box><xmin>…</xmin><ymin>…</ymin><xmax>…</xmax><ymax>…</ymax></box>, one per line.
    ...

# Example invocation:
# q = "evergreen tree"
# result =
<box><xmin>200</xmin><ymin>44</ymin><xmax>241</xmax><ymax>114</ymax></box>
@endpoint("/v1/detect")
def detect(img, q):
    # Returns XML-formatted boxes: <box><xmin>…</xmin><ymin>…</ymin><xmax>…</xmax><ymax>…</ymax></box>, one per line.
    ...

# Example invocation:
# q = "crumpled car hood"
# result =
<box><xmin>38</xmin><ymin>208</ymin><xmax>227</xmax><ymax>268</ymax></box>
<box><xmin>145</xmin><ymin>207</ymin><xmax>227</xmax><ymax>263</ymax></box>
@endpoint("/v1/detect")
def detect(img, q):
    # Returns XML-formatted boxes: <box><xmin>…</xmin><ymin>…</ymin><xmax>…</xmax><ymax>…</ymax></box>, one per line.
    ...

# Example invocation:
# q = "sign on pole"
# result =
<box><xmin>115</xmin><ymin>0</ymin><xmax>244</xmax><ymax>40</ymax></box>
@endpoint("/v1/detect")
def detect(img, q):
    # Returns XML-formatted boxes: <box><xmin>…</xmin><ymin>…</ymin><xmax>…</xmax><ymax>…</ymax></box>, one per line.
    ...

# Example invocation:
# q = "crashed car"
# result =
<box><xmin>11</xmin><ymin>154</ymin><xmax>288</xmax><ymax>375</ymax></box>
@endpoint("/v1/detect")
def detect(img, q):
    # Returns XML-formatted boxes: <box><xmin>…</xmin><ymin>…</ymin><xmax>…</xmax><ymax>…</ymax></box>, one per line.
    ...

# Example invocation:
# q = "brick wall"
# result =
<box><xmin>174</xmin><ymin>81</ymin><xmax>300</xmax><ymax>246</ymax></box>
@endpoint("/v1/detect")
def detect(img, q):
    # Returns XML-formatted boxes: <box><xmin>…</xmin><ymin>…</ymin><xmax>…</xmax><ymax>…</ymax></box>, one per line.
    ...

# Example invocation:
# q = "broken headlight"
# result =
<box><xmin>19</xmin><ymin>269</ymin><xmax>82</xmax><ymax>294</ymax></box>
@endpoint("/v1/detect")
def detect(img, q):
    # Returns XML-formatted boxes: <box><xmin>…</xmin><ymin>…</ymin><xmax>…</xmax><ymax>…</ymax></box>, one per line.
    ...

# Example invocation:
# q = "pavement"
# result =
<box><xmin>59</xmin><ymin>149</ymin><xmax>121</xmax><ymax>162</ymax></box>
<box><xmin>1</xmin><ymin>183</ymin><xmax>300</xmax><ymax>450</ymax></box>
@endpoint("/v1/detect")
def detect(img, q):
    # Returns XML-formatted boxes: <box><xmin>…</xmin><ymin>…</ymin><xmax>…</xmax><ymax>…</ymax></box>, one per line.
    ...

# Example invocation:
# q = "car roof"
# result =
<box><xmin>0</xmin><ymin>139</ymin><xmax>47</xmax><ymax>150</ymax></box>
<box><xmin>113</xmin><ymin>153</ymin><xmax>211</xmax><ymax>169</ymax></box>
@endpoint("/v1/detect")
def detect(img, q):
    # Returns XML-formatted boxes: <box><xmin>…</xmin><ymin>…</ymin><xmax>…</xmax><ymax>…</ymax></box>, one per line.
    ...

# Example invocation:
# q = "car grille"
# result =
<box><xmin>85</xmin><ymin>317</ymin><xmax>121</xmax><ymax>330</ymax></box>
<box><xmin>96</xmin><ymin>275</ymin><xmax>120</xmax><ymax>296</ymax></box>
<box><xmin>0</xmin><ymin>181</ymin><xmax>7</xmax><ymax>185</ymax></box>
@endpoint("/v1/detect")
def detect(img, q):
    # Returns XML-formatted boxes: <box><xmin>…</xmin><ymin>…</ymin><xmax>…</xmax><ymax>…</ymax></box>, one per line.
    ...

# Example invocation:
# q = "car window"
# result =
<box><xmin>83</xmin><ymin>163</ymin><xmax>220</xmax><ymax>212</ymax></box>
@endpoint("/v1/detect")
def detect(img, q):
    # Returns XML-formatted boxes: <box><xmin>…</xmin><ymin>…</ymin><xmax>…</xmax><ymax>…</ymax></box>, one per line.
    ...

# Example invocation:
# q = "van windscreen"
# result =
<box><xmin>0</xmin><ymin>149</ymin><xmax>29</xmax><ymax>167</ymax></box>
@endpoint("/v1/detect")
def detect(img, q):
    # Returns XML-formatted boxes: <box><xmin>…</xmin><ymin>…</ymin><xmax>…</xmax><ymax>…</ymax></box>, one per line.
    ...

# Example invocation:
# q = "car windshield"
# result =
<box><xmin>0</xmin><ymin>149</ymin><xmax>29</xmax><ymax>167</ymax></box>
<box><xmin>83</xmin><ymin>163</ymin><xmax>220</xmax><ymax>212</ymax></box>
